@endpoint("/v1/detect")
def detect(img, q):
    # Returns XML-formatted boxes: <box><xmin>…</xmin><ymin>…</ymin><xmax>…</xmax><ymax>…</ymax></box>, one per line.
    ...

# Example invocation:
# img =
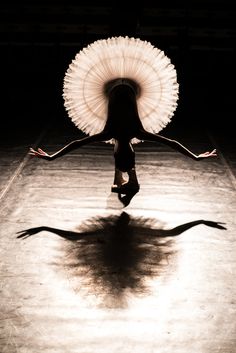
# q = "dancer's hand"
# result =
<box><xmin>29</xmin><ymin>147</ymin><xmax>52</xmax><ymax>160</ymax></box>
<box><xmin>197</xmin><ymin>149</ymin><xmax>217</xmax><ymax>159</ymax></box>
<box><xmin>17</xmin><ymin>227</ymin><xmax>45</xmax><ymax>239</ymax></box>
<box><xmin>202</xmin><ymin>220</ymin><xmax>226</xmax><ymax>230</ymax></box>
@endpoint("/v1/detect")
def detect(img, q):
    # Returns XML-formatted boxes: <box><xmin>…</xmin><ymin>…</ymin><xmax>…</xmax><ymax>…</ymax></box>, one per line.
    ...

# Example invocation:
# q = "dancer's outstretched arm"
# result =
<box><xmin>137</xmin><ymin>130</ymin><xmax>217</xmax><ymax>160</ymax></box>
<box><xmin>29</xmin><ymin>131</ymin><xmax>111</xmax><ymax>160</ymax></box>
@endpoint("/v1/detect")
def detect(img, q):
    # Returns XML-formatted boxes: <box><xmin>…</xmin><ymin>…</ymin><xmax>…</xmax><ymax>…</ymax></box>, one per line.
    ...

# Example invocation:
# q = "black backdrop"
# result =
<box><xmin>1</xmin><ymin>0</ymin><xmax>235</xmax><ymax>135</ymax></box>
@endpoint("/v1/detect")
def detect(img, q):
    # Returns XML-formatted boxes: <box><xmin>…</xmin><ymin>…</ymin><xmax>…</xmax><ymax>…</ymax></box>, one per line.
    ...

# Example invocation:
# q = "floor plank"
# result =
<box><xmin>0</xmin><ymin>124</ymin><xmax>235</xmax><ymax>353</ymax></box>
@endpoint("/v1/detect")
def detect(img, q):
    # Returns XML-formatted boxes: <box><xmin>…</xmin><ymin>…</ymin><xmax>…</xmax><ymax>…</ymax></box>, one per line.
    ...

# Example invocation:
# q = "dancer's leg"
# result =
<box><xmin>112</xmin><ymin>168</ymin><xmax>127</xmax><ymax>188</ymax></box>
<box><xmin>112</xmin><ymin>167</ymin><xmax>140</xmax><ymax>193</ymax></box>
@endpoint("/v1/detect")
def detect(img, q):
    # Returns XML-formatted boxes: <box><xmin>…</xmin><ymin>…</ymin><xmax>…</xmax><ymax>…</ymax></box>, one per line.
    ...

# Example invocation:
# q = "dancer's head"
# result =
<box><xmin>104</xmin><ymin>78</ymin><xmax>141</xmax><ymax>98</ymax></box>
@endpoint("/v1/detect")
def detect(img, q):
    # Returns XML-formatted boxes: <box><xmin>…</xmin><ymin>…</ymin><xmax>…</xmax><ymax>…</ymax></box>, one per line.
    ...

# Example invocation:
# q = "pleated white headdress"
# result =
<box><xmin>63</xmin><ymin>36</ymin><xmax>179</xmax><ymax>143</ymax></box>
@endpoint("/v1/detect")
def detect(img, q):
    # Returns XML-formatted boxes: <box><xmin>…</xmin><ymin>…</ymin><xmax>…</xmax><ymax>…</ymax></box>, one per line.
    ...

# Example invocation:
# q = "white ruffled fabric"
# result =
<box><xmin>63</xmin><ymin>36</ymin><xmax>179</xmax><ymax>143</ymax></box>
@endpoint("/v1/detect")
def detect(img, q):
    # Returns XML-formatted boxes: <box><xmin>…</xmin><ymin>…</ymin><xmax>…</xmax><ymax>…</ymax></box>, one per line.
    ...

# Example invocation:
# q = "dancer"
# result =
<box><xmin>30</xmin><ymin>80</ymin><xmax>216</xmax><ymax>191</ymax></box>
<box><xmin>29</xmin><ymin>37</ymin><xmax>217</xmax><ymax>202</ymax></box>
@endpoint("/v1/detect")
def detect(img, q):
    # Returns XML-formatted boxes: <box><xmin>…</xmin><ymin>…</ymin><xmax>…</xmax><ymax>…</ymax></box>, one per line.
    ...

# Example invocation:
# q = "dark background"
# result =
<box><xmin>0</xmin><ymin>0</ymin><xmax>235</xmax><ymax>136</ymax></box>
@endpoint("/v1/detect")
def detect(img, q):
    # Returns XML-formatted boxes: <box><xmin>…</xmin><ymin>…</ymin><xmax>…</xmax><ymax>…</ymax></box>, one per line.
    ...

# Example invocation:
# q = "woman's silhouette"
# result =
<box><xmin>29</xmin><ymin>37</ymin><xmax>217</xmax><ymax>199</ymax></box>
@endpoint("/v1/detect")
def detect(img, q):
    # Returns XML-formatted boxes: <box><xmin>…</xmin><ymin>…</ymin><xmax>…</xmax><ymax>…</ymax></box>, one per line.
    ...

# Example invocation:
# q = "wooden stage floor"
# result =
<box><xmin>0</xmin><ymin>122</ymin><xmax>236</xmax><ymax>353</ymax></box>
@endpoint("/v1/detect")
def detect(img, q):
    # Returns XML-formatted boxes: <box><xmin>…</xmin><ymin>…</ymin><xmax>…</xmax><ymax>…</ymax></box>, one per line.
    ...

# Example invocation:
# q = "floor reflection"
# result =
<box><xmin>17</xmin><ymin>213</ymin><xmax>226</xmax><ymax>308</ymax></box>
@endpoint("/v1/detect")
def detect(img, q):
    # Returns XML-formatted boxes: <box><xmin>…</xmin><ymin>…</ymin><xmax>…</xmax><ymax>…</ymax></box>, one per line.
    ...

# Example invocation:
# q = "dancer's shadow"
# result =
<box><xmin>17</xmin><ymin>213</ymin><xmax>226</xmax><ymax>308</ymax></box>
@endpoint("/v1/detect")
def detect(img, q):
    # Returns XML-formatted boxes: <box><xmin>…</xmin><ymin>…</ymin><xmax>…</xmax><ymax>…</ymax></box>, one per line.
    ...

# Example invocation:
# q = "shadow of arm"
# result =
<box><xmin>133</xmin><ymin>220</ymin><xmax>227</xmax><ymax>238</ymax></box>
<box><xmin>158</xmin><ymin>220</ymin><xmax>227</xmax><ymax>237</ymax></box>
<box><xmin>17</xmin><ymin>226</ymin><xmax>97</xmax><ymax>240</ymax></box>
